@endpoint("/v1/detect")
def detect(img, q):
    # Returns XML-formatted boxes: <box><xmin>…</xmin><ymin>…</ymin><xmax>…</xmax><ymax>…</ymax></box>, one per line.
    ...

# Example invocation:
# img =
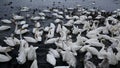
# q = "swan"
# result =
<box><xmin>53</xmin><ymin>9</ymin><xmax>59</xmax><ymax>13</ymax></box>
<box><xmin>40</xmin><ymin>16</ymin><xmax>45</xmax><ymax>20</ymax></box>
<box><xmin>65</xmin><ymin>15</ymin><xmax>72</xmax><ymax>20</ymax></box>
<box><xmin>14</xmin><ymin>22</ymin><xmax>29</xmax><ymax>34</ymax></box>
<box><xmin>20</xmin><ymin>7</ymin><xmax>29</xmax><ymax>12</ymax></box>
<box><xmin>80</xmin><ymin>45</ymin><xmax>99</xmax><ymax>56</ymax></box>
<box><xmin>0</xmin><ymin>46</ymin><xmax>13</xmax><ymax>52</ymax></box>
<box><xmin>58</xmin><ymin>11</ymin><xmax>63</xmax><ymax>15</ymax></box>
<box><xmin>85</xmin><ymin>38</ymin><xmax>104</xmax><ymax>47</ymax></box>
<box><xmin>86</xmin><ymin>27</ymin><xmax>103</xmax><ymax>38</ymax></box>
<box><xmin>39</xmin><ymin>12</ymin><xmax>45</xmax><ymax>16</ymax></box>
<box><xmin>22</xmin><ymin>24</ymin><xmax>29</xmax><ymax>29</ymax></box>
<box><xmin>47</xmin><ymin>23</ymin><xmax>55</xmax><ymax>38</ymax></box>
<box><xmin>99</xmin><ymin>58</ymin><xmax>109</xmax><ymax>68</ymax></box>
<box><xmin>4</xmin><ymin>37</ymin><xmax>16</xmax><ymax>46</ymax></box>
<box><xmin>43</xmin><ymin>9</ymin><xmax>50</xmax><ymax>13</ymax></box>
<box><xmin>31</xmin><ymin>16</ymin><xmax>41</xmax><ymax>21</ymax></box>
<box><xmin>54</xmin><ymin>66</ymin><xmax>69</xmax><ymax>68</ymax></box>
<box><xmin>35</xmin><ymin>22</ymin><xmax>41</xmax><ymax>28</ymax></box>
<box><xmin>84</xmin><ymin>60</ymin><xmax>96</xmax><ymax>68</ymax></box>
<box><xmin>64</xmin><ymin>20</ymin><xmax>74</xmax><ymax>26</ymax></box>
<box><xmin>24</xmin><ymin>36</ymin><xmax>37</xmax><ymax>43</ymax></box>
<box><xmin>46</xmin><ymin>53</ymin><xmax>56</xmax><ymax>66</ymax></box>
<box><xmin>44</xmin><ymin>37</ymin><xmax>59</xmax><ymax>44</ymax></box>
<box><xmin>0</xmin><ymin>25</ymin><xmax>11</xmax><ymax>31</ymax></box>
<box><xmin>49</xmin><ymin>48</ymin><xmax>60</xmax><ymax>58</ymax></box>
<box><xmin>72</xmin><ymin>25</ymin><xmax>80</xmax><ymax>34</ymax></box>
<box><xmin>19</xmin><ymin>21</ymin><xmax>26</xmax><ymax>25</ymax></box>
<box><xmin>54</xmin><ymin>19</ymin><xmax>61</xmax><ymax>23</ymax></box>
<box><xmin>56</xmin><ymin>24</ymin><xmax>62</xmax><ymax>33</ymax></box>
<box><xmin>61</xmin><ymin>50</ymin><xmax>76</xmax><ymax>68</ymax></box>
<box><xmin>72</xmin><ymin>16</ymin><xmax>79</xmax><ymax>20</ymax></box>
<box><xmin>27</xmin><ymin>46</ymin><xmax>38</xmax><ymax>60</ymax></box>
<box><xmin>30</xmin><ymin>59</ymin><xmax>38</xmax><ymax>68</ymax></box>
<box><xmin>34</xmin><ymin>30</ymin><xmax>43</xmax><ymax>42</ymax></box>
<box><xmin>84</xmin><ymin>52</ymin><xmax>92</xmax><ymax>61</ymax></box>
<box><xmin>1</xmin><ymin>19</ymin><xmax>12</xmax><ymax>24</ymax></box>
<box><xmin>44</xmin><ymin>26</ymin><xmax>51</xmax><ymax>32</ymax></box>
<box><xmin>74</xmin><ymin>20</ymin><xmax>82</xmax><ymax>24</ymax></box>
<box><xmin>13</xmin><ymin>15</ymin><xmax>24</xmax><ymax>20</ymax></box>
<box><xmin>0</xmin><ymin>53</ymin><xmax>12</xmax><ymax>62</ymax></box>
<box><xmin>15</xmin><ymin>28</ymin><xmax>29</xmax><ymax>34</ymax></box>
<box><xmin>106</xmin><ymin>47</ymin><xmax>118</xmax><ymax>65</ymax></box>
<box><xmin>97</xmin><ymin>45</ymin><xmax>107</xmax><ymax>59</ymax></box>
<box><xmin>16</xmin><ymin>47</ymin><xmax>27</xmax><ymax>64</ymax></box>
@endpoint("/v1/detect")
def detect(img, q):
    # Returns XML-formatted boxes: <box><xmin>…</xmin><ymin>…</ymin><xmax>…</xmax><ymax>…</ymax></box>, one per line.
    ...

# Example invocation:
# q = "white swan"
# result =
<box><xmin>4</xmin><ymin>37</ymin><xmax>16</xmax><ymax>46</ymax></box>
<box><xmin>27</xmin><ymin>46</ymin><xmax>38</xmax><ymax>60</ymax></box>
<box><xmin>47</xmin><ymin>23</ymin><xmax>55</xmax><ymax>38</ymax></box>
<box><xmin>61</xmin><ymin>50</ymin><xmax>76</xmax><ymax>68</ymax></box>
<box><xmin>49</xmin><ymin>48</ymin><xmax>60</xmax><ymax>58</ymax></box>
<box><xmin>44</xmin><ymin>37</ymin><xmax>59</xmax><ymax>44</ymax></box>
<box><xmin>31</xmin><ymin>16</ymin><xmax>41</xmax><ymax>21</ymax></box>
<box><xmin>39</xmin><ymin>12</ymin><xmax>45</xmax><ymax>16</ymax></box>
<box><xmin>64</xmin><ymin>20</ymin><xmax>74</xmax><ymax>26</ymax></box>
<box><xmin>16</xmin><ymin>47</ymin><xmax>27</xmax><ymax>64</ymax></box>
<box><xmin>1</xmin><ymin>19</ymin><xmax>12</xmax><ymax>24</ymax></box>
<box><xmin>56</xmin><ymin>24</ymin><xmax>62</xmax><ymax>33</ymax></box>
<box><xmin>22</xmin><ymin>24</ymin><xmax>29</xmax><ymax>29</ymax></box>
<box><xmin>30</xmin><ymin>59</ymin><xmax>38</xmax><ymax>68</ymax></box>
<box><xmin>20</xmin><ymin>7</ymin><xmax>29</xmax><ymax>12</ymax></box>
<box><xmin>54</xmin><ymin>19</ymin><xmax>61</xmax><ymax>23</ymax></box>
<box><xmin>0</xmin><ymin>46</ymin><xmax>13</xmax><ymax>52</ymax></box>
<box><xmin>0</xmin><ymin>25</ymin><xmax>11</xmax><ymax>31</ymax></box>
<box><xmin>35</xmin><ymin>22</ymin><xmax>41</xmax><ymax>28</ymax></box>
<box><xmin>85</xmin><ymin>38</ymin><xmax>104</xmax><ymax>47</ymax></box>
<box><xmin>13</xmin><ymin>15</ymin><xmax>24</xmax><ymax>20</ymax></box>
<box><xmin>84</xmin><ymin>60</ymin><xmax>96</xmax><ymax>68</ymax></box>
<box><xmin>0</xmin><ymin>53</ymin><xmax>12</xmax><ymax>62</ymax></box>
<box><xmin>14</xmin><ymin>22</ymin><xmax>29</xmax><ymax>34</ymax></box>
<box><xmin>19</xmin><ymin>21</ymin><xmax>26</xmax><ymax>25</ymax></box>
<box><xmin>46</xmin><ymin>53</ymin><xmax>56</xmax><ymax>66</ymax></box>
<box><xmin>107</xmin><ymin>47</ymin><xmax>118</xmax><ymax>65</ymax></box>
<box><xmin>24</xmin><ymin>36</ymin><xmax>37</xmax><ymax>43</ymax></box>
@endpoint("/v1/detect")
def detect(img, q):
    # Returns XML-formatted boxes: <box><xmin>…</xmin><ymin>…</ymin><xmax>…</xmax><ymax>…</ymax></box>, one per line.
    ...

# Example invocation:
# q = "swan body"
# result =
<box><xmin>27</xmin><ymin>46</ymin><xmax>37</xmax><ymax>60</ymax></box>
<box><xmin>31</xmin><ymin>16</ymin><xmax>41</xmax><ymax>21</ymax></box>
<box><xmin>45</xmin><ymin>37</ymin><xmax>59</xmax><ymax>44</ymax></box>
<box><xmin>20</xmin><ymin>7</ymin><xmax>29</xmax><ymax>12</ymax></box>
<box><xmin>30</xmin><ymin>59</ymin><xmax>38</xmax><ymax>68</ymax></box>
<box><xmin>61</xmin><ymin>51</ymin><xmax>76</xmax><ymax>68</ymax></box>
<box><xmin>4</xmin><ymin>37</ymin><xmax>16</xmax><ymax>46</ymax></box>
<box><xmin>24</xmin><ymin>37</ymin><xmax>37</xmax><ymax>43</ymax></box>
<box><xmin>0</xmin><ymin>25</ymin><xmax>11</xmax><ymax>31</ymax></box>
<box><xmin>22</xmin><ymin>24</ymin><xmax>29</xmax><ymax>29</ymax></box>
<box><xmin>0</xmin><ymin>53</ymin><xmax>12</xmax><ymax>62</ymax></box>
<box><xmin>1</xmin><ymin>19</ymin><xmax>12</xmax><ymax>24</ymax></box>
<box><xmin>49</xmin><ymin>48</ymin><xmax>60</xmax><ymax>58</ymax></box>
<box><xmin>16</xmin><ymin>48</ymin><xmax>27</xmax><ymax>64</ymax></box>
<box><xmin>56</xmin><ymin>24</ymin><xmax>62</xmax><ymax>33</ymax></box>
<box><xmin>84</xmin><ymin>60</ymin><xmax>96</xmax><ymax>68</ymax></box>
<box><xmin>64</xmin><ymin>20</ymin><xmax>74</xmax><ymax>26</ymax></box>
<box><xmin>46</xmin><ymin>53</ymin><xmax>56</xmax><ymax>66</ymax></box>
<box><xmin>39</xmin><ymin>12</ymin><xmax>45</xmax><ymax>16</ymax></box>
<box><xmin>0</xmin><ymin>46</ymin><xmax>13</xmax><ymax>52</ymax></box>
<box><xmin>13</xmin><ymin>15</ymin><xmax>24</xmax><ymax>20</ymax></box>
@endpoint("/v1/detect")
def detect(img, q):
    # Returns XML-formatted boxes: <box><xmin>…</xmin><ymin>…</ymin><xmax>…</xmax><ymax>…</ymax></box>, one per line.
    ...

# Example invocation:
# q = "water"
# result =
<box><xmin>0</xmin><ymin>0</ymin><xmax>120</xmax><ymax>11</ymax></box>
